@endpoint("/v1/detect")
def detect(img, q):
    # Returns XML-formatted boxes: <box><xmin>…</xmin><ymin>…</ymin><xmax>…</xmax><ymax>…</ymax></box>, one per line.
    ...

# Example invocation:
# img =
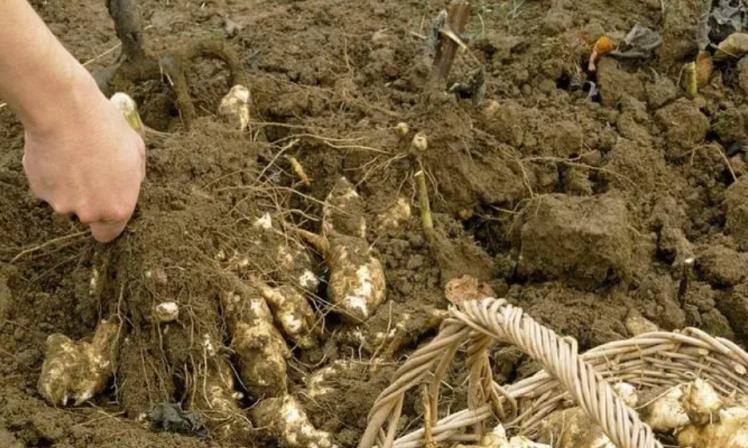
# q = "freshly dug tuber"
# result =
<box><xmin>539</xmin><ymin>383</ymin><xmax>637</xmax><ymax>447</ymax></box>
<box><xmin>625</xmin><ymin>309</ymin><xmax>658</xmax><ymax>336</ymax></box>
<box><xmin>677</xmin><ymin>406</ymin><xmax>748</xmax><ymax>448</ymax></box>
<box><xmin>682</xmin><ymin>378</ymin><xmax>723</xmax><ymax>425</ymax></box>
<box><xmin>221</xmin><ymin>291</ymin><xmax>289</xmax><ymax>398</ymax></box>
<box><xmin>641</xmin><ymin>386</ymin><xmax>690</xmax><ymax>433</ymax></box>
<box><xmin>326</xmin><ymin>233</ymin><xmax>386</xmax><ymax>322</ymax></box>
<box><xmin>376</xmin><ymin>197</ymin><xmax>412</xmax><ymax>231</ymax></box>
<box><xmin>38</xmin><ymin>318</ymin><xmax>119</xmax><ymax>406</ymax></box>
<box><xmin>218</xmin><ymin>84</ymin><xmax>250</xmax><ymax>131</ymax></box>
<box><xmin>299</xmin><ymin>177</ymin><xmax>386</xmax><ymax>322</ymax></box>
<box><xmin>394</xmin><ymin>122</ymin><xmax>410</xmax><ymax>136</ymax></box>
<box><xmin>411</xmin><ymin>132</ymin><xmax>428</xmax><ymax>152</ymax></box>
<box><xmin>252</xmin><ymin>393</ymin><xmax>333</xmax><ymax>448</ymax></box>
<box><xmin>253</xmin><ymin>279</ymin><xmax>320</xmax><ymax>349</ymax></box>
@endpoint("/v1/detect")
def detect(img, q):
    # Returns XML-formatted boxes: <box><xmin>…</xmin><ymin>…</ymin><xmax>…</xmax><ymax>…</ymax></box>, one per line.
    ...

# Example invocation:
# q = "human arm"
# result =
<box><xmin>0</xmin><ymin>0</ymin><xmax>145</xmax><ymax>243</ymax></box>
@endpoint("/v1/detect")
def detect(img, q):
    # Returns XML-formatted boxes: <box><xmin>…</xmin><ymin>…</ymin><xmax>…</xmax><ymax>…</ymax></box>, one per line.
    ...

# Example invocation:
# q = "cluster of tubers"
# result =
<box><xmin>36</xmin><ymin>77</ymin><xmax>393</xmax><ymax>448</ymax></box>
<box><xmin>450</xmin><ymin>378</ymin><xmax>748</xmax><ymax>448</ymax></box>
<box><xmin>537</xmin><ymin>379</ymin><xmax>748</xmax><ymax>448</ymax></box>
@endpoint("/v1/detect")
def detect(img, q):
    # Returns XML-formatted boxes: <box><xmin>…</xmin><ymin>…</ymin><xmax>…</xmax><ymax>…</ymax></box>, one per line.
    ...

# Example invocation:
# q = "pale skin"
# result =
<box><xmin>0</xmin><ymin>1</ymin><xmax>145</xmax><ymax>243</ymax></box>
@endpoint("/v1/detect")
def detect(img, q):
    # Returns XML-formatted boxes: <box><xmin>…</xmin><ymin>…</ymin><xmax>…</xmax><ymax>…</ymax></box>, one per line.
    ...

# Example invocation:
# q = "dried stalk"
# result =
<box><xmin>429</xmin><ymin>1</ymin><xmax>472</xmax><ymax>89</ymax></box>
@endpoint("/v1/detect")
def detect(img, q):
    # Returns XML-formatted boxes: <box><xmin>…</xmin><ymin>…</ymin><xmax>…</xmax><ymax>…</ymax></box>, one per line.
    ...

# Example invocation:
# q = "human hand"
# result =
<box><xmin>22</xmin><ymin>79</ymin><xmax>146</xmax><ymax>243</ymax></box>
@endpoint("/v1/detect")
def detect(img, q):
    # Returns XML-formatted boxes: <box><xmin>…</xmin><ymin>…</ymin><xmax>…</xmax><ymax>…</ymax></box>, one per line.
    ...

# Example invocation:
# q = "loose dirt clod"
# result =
<box><xmin>38</xmin><ymin>318</ymin><xmax>119</xmax><ymax>406</ymax></box>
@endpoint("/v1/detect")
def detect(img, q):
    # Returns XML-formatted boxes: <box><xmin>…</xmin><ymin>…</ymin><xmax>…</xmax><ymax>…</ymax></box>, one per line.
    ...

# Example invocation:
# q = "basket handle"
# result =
<box><xmin>358</xmin><ymin>298</ymin><xmax>662</xmax><ymax>448</ymax></box>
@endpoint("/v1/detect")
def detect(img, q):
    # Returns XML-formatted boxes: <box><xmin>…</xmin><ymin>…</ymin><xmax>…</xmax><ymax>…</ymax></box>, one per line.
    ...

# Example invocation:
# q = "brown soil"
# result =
<box><xmin>1</xmin><ymin>0</ymin><xmax>748</xmax><ymax>447</ymax></box>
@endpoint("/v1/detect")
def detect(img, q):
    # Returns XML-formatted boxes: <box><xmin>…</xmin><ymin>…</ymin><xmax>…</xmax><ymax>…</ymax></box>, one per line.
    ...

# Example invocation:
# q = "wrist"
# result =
<box><xmin>20</xmin><ymin>59</ymin><xmax>107</xmax><ymax>139</ymax></box>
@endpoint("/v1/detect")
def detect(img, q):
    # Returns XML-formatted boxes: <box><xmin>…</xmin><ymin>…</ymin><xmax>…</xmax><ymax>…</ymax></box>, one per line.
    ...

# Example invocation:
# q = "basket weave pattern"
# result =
<box><xmin>358</xmin><ymin>298</ymin><xmax>748</xmax><ymax>448</ymax></box>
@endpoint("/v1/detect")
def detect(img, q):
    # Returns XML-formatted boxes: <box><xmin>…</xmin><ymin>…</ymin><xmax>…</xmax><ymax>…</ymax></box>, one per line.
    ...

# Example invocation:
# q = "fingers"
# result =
<box><xmin>89</xmin><ymin>220</ymin><xmax>128</xmax><ymax>243</ymax></box>
<box><xmin>78</xmin><ymin>204</ymin><xmax>134</xmax><ymax>243</ymax></box>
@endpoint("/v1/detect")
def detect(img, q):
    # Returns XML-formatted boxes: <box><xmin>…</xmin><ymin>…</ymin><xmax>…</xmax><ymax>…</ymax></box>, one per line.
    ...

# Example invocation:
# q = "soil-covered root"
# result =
<box><xmin>252</xmin><ymin>393</ymin><xmax>333</xmax><ymax>448</ymax></box>
<box><xmin>338</xmin><ymin>303</ymin><xmax>448</xmax><ymax>360</ymax></box>
<box><xmin>304</xmin><ymin>360</ymin><xmax>366</xmax><ymax>400</ymax></box>
<box><xmin>186</xmin><ymin>333</ymin><xmax>253</xmax><ymax>441</ymax></box>
<box><xmin>540</xmin><ymin>406</ymin><xmax>616</xmax><ymax>447</ymax></box>
<box><xmin>38</xmin><ymin>318</ymin><xmax>119</xmax><ymax>406</ymax></box>
<box><xmin>252</xmin><ymin>212</ymin><xmax>321</xmax><ymax>294</ymax></box>
<box><xmin>221</xmin><ymin>289</ymin><xmax>289</xmax><ymax>398</ymax></box>
<box><xmin>322</xmin><ymin>177</ymin><xmax>367</xmax><ymax>239</ymax></box>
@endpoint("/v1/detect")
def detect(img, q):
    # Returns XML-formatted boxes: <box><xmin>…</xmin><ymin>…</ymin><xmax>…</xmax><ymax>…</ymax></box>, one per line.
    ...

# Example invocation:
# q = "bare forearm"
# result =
<box><xmin>0</xmin><ymin>0</ymin><xmax>98</xmax><ymax>132</ymax></box>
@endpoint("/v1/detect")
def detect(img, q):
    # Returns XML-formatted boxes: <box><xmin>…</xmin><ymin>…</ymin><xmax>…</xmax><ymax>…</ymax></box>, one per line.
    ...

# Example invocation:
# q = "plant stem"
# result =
<box><xmin>415</xmin><ymin>170</ymin><xmax>434</xmax><ymax>241</ymax></box>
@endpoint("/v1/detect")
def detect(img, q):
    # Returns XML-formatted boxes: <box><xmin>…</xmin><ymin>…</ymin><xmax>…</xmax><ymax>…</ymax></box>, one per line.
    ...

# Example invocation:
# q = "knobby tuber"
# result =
<box><xmin>298</xmin><ymin>177</ymin><xmax>386</xmax><ymax>322</ymax></box>
<box><xmin>375</xmin><ymin>197</ymin><xmax>412</xmax><ymax>232</ymax></box>
<box><xmin>218</xmin><ymin>84</ymin><xmax>251</xmax><ymax>131</ymax></box>
<box><xmin>221</xmin><ymin>290</ymin><xmax>289</xmax><ymax>399</ymax></box>
<box><xmin>642</xmin><ymin>386</ymin><xmax>690</xmax><ymax>433</ymax></box>
<box><xmin>253</xmin><ymin>213</ymin><xmax>321</xmax><ymax>293</ymax></box>
<box><xmin>38</xmin><ymin>318</ymin><xmax>119</xmax><ymax>406</ymax></box>
<box><xmin>252</xmin><ymin>278</ymin><xmax>320</xmax><ymax>350</ymax></box>
<box><xmin>251</xmin><ymin>394</ymin><xmax>333</xmax><ymax>448</ymax></box>
<box><xmin>678</xmin><ymin>406</ymin><xmax>748</xmax><ymax>447</ymax></box>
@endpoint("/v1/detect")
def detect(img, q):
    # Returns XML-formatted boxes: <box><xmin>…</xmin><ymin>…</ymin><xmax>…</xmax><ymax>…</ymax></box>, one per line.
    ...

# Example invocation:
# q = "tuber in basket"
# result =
<box><xmin>357</xmin><ymin>297</ymin><xmax>748</xmax><ymax>448</ymax></box>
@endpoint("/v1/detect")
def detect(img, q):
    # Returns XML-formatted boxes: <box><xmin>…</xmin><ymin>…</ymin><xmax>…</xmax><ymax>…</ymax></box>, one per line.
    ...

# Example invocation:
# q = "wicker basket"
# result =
<box><xmin>357</xmin><ymin>297</ymin><xmax>748</xmax><ymax>448</ymax></box>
